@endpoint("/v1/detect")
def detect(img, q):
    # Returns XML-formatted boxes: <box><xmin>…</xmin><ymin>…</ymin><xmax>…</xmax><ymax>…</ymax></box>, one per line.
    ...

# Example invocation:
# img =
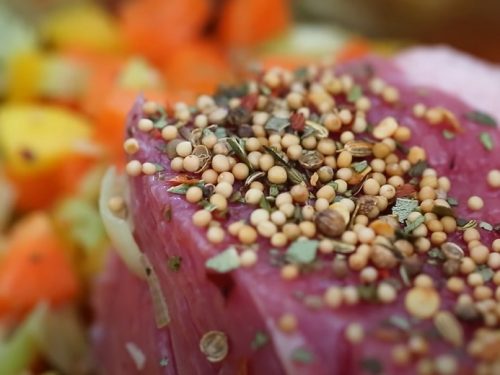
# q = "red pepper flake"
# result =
<box><xmin>290</xmin><ymin>113</ymin><xmax>306</xmax><ymax>131</ymax></box>
<box><xmin>240</xmin><ymin>94</ymin><xmax>259</xmax><ymax>111</ymax></box>
<box><xmin>167</xmin><ymin>175</ymin><xmax>201</xmax><ymax>185</ymax></box>
<box><xmin>395</xmin><ymin>184</ymin><xmax>417</xmax><ymax>198</ymax></box>
<box><xmin>378</xmin><ymin>269</ymin><xmax>390</xmax><ymax>279</ymax></box>
<box><xmin>152</xmin><ymin>129</ymin><xmax>163</xmax><ymax>139</ymax></box>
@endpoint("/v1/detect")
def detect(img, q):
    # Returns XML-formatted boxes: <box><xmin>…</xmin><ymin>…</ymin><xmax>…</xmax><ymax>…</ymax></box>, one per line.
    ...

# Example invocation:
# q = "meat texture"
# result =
<box><xmin>93</xmin><ymin>47</ymin><xmax>500</xmax><ymax>375</ymax></box>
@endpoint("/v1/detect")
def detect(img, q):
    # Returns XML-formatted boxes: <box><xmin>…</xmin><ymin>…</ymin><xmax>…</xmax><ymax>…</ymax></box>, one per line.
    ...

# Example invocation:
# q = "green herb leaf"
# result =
<box><xmin>251</xmin><ymin>331</ymin><xmax>269</xmax><ymax>350</ymax></box>
<box><xmin>167</xmin><ymin>256</ymin><xmax>182</xmax><ymax>272</ymax></box>
<box><xmin>408</xmin><ymin>160</ymin><xmax>428</xmax><ymax>178</ymax></box>
<box><xmin>286</xmin><ymin>240</ymin><xmax>319</xmax><ymax>264</ymax></box>
<box><xmin>392</xmin><ymin>198</ymin><xmax>419</xmax><ymax>223</ymax></box>
<box><xmin>357</xmin><ymin>284</ymin><xmax>378</xmax><ymax>302</ymax></box>
<box><xmin>399</xmin><ymin>264</ymin><xmax>411</xmax><ymax>286</ymax></box>
<box><xmin>432</xmin><ymin>205</ymin><xmax>456</xmax><ymax>218</ymax></box>
<box><xmin>159</xmin><ymin>358</ymin><xmax>169</xmax><ymax>367</ymax></box>
<box><xmin>351</xmin><ymin>160</ymin><xmax>368</xmax><ymax>173</ymax></box>
<box><xmin>477</xmin><ymin>265</ymin><xmax>494</xmax><ymax>282</ymax></box>
<box><xmin>294</xmin><ymin>67</ymin><xmax>308</xmax><ymax>81</ymax></box>
<box><xmin>347</xmin><ymin>85</ymin><xmax>363</xmax><ymax>103</ymax></box>
<box><xmin>428</xmin><ymin>248</ymin><xmax>446</xmax><ymax>263</ymax></box>
<box><xmin>465</xmin><ymin>110</ymin><xmax>497</xmax><ymax>128</ymax></box>
<box><xmin>199</xmin><ymin>200</ymin><xmax>218</xmax><ymax>212</ymax></box>
<box><xmin>404</xmin><ymin>215</ymin><xmax>425</xmax><ymax>234</ymax></box>
<box><xmin>442</xmin><ymin>130</ymin><xmax>455</xmax><ymax>140</ymax></box>
<box><xmin>214</xmin><ymin>127</ymin><xmax>227</xmax><ymax>139</ymax></box>
<box><xmin>265</xmin><ymin>117</ymin><xmax>290</xmax><ymax>133</ymax></box>
<box><xmin>263</xmin><ymin>146</ymin><xmax>306</xmax><ymax>184</ymax></box>
<box><xmin>360</xmin><ymin>357</ymin><xmax>383</xmax><ymax>375</ymax></box>
<box><xmin>205</xmin><ymin>247</ymin><xmax>240</xmax><ymax>273</ymax></box>
<box><xmin>269</xmin><ymin>184</ymin><xmax>280</xmax><ymax>197</ymax></box>
<box><xmin>227</xmin><ymin>137</ymin><xmax>252</xmax><ymax>169</ymax></box>
<box><xmin>291</xmin><ymin>348</ymin><xmax>313</xmax><ymax>364</ymax></box>
<box><xmin>259</xmin><ymin>195</ymin><xmax>272</xmax><ymax>211</ymax></box>
<box><xmin>167</xmin><ymin>182</ymin><xmax>204</xmax><ymax>195</ymax></box>
<box><xmin>446</xmin><ymin>197</ymin><xmax>458</xmax><ymax>206</ymax></box>
<box><xmin>327</xmin><ymin>181</ymin><xmax>339</xmax><ymax>191</ymax></box>
<box><xmin>387</xmin><ymin>315</ymin><xmax>411</xmax><ymax>331</ymax></box>
<box><xmin>479</xmin><ymin>132</ymin><xmax>494</xmax><ymax>151</ymax></box>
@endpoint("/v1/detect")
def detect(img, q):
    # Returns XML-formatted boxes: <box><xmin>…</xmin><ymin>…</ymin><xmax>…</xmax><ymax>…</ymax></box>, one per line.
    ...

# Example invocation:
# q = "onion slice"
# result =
<box><xmin>99</xmin><ymin>167</ymin><xmax>145</xmax><ymax>279</ymax></box>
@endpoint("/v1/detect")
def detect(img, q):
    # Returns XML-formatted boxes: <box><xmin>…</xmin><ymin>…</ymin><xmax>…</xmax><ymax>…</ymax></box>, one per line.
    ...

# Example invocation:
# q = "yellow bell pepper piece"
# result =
<box><xmin>5</xmin><ymin>51</ymin><xmax>44</xmax><ymax>101</ymax></box>
<box><xmin>40</xmin><ymin>3</ymin><xmax>123</xmax><ymax>53</ymax></box>
<box><xmin>0</xmin><ymin>104</ymin><xmax>92</xmax><ymax>176</ymax></box>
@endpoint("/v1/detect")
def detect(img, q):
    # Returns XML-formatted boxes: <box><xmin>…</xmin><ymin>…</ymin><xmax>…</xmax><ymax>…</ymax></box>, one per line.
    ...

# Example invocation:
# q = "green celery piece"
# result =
<box><xmin>54</xmin><ymin>198</ymin><xmax>106</xmax><ymax>254</ymax></box>
<box><xmin>0</xmin><ymin>304</ymin><xmax>48</xmax><ymax>375</ymax></box>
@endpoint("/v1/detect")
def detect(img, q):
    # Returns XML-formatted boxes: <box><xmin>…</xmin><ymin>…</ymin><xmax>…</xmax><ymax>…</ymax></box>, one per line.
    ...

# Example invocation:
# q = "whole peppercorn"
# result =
<box><xmin>315</xmin><ymin>209</ymin><xmax>346</xmax><ymax>238</ymax></box>
<box><xmin>332</xmin><ymin>257</ymin><xmax>348</xmax><ymax>278</ymax></box>
<box><xmin>227</xmin><ymin>107</ymin><xmax>252</xmax><ymax>125</ymax></box>
<box><xmin>371</xmin><ymin>245</ymin><xmax>398</xmax><ymax>269</ymax></box>
<box><xmin>401</xmin><ymin>255</ymin><xmax>423</xmax><ymax>278</ymax></box>
<box><xmin>442</xmin><ymin>259</ymin><xmax>461</xmax><ymax>277</ymax></box>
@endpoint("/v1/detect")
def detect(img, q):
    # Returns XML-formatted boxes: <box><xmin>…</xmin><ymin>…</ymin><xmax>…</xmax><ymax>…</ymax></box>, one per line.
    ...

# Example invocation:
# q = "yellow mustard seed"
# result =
<box><xmin>124</xmin><ymin>138</ymin><xmax>140</xmax><ymax>154</ymax></box>
<box><xmin>126</xmin><ymin>160</ymin><xmax>142</xmax><ymax>176</ymax></box>
<box><xmin>192</xmin><ymin>210</ymin><xmax>212</xmax><ymax>227</ymax></box>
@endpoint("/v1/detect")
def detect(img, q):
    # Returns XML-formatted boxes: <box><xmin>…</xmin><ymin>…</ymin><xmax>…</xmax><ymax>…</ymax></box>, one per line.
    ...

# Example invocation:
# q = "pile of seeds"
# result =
<box><xmin>121</xmin><ymin>63</ymin><xmax>500</xmax><ymax>372</ymax></box>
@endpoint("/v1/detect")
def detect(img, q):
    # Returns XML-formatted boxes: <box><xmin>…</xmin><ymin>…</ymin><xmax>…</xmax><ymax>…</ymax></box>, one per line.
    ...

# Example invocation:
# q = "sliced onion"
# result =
<box><xmin>99</xmin><ymin>167</ymin><xmax>145</xmax><ymax>279</ymax></box>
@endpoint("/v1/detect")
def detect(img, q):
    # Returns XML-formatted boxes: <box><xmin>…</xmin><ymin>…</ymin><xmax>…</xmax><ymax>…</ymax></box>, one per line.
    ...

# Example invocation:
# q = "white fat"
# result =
<box><xmin>99</xmin><ymin>167</ymin><xmax>145</xmax><ymax>279</ymax></box>
<box><xmin>125</xmin><ymin>342</ymin><xmax>146</xmax><ymax>371</ymax></box>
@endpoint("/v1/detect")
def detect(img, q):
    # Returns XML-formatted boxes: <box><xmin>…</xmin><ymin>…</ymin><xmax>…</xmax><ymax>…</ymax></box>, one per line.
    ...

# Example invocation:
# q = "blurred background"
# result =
<box><xmin>0</xmin><ymin>0</ymin><xmax>499</xmax><ymax>373</ymax></box>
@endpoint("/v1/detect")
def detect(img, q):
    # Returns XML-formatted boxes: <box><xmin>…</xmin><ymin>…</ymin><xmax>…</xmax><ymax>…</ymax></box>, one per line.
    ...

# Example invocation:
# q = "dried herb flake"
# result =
<box><xmin>408</xmin><ymin>160</ymin><xmax>428</xmax><ymax>178</ymax></box>
<box><xmin>291</xmin><ymin>348</ymin><xmax>313</xmax><ymax>364</ymax></box>
<box><xmin>167</xmin><ymin>182</ymin><xmax>204</xmax><ymax>195</ymax></box>
<box><xmin>479</xmin><ymin>132</ymin><xmax>494</xmax><ymax>151</ymax></box>
<box><xmin>465</xmin><ymin>110</ymin><xmax>498</xmax><ymax>128</ymax></box>
<box><xmin>442</xmin><ymin>130</ymin><xmax>455</xmax><ymax>140</ymax></box>
<box><xmin>392</xmin><ymin>198</ymin><xmax>419</xmax><ymax>223</ymax></box>
<box><xmin>404</xmin><ymin>215</ymin><xmax>425</xmax><ymax>234</ymax></box>
<box><xmin>205</xmin><ymin>247</ymin><xmax>240</xmax><ymax>273</ymax></box>
<box><xmin>360</xmin><ymin>357</ymin><xmax>383</xmax><ymax>374</ymax></box>
<box><xmin>167</xmin><ymin>256</ymin><xmax>182</xmax><ymax>272</ymax></box>
<box><xmin>347</xmin><ymin>85</ymin><xmax>363</xmax><ymax>103</ymax></box>
<box><xmin>477</xmin><ymin>265</ymin><xmax>494</xmax><ymax>282</ymax></box>
<box><xmin>351</xmin><ymin>160</ymin><xmax>369</xmax><ymax>173</ymax></box>
<box><xmin>265</xmin><ymin>117</ymin><xmax>290</xmax><ymax>133</ymax></box>
<box><xmin>251</xmin><ymin>331</ymin><xmax>269</xmax><ymax>350</ymax></box>
<box><xmin>286</xmin><ymin>240</ymin><xmax>318</xmax><ymax>264</ymax></box>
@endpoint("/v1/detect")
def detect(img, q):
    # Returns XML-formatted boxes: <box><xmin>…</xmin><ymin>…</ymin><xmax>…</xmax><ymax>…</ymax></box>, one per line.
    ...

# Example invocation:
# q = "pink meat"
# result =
<box><xmin>92</xmin><ymin>47</ymin><xmax>500</xmax><ymax>375</ymax></box>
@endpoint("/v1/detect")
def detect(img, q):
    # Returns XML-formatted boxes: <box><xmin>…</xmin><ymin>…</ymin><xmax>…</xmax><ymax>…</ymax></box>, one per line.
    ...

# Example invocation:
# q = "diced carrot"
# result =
<box><xmin>93</xmin><ymin>88</ymin><xmax>168</xmax><ymax>165</ymax></box>
<box><xmin>119</xmin><ymin>0</ymin><xmax>211</xmax><ymax>64</ymax></box>
<box><xmin>335</xmin><ymin>38</ymin><xmax>372</xmax><ymax>63</ymax></box>
<box><xmin>217</xmin><ymin>0</ymin><xmax>290</xmax><ymax>47</ymax></box>
<box><xmin>258</xmin><ymin>54</ymin><xmax>316</xmax><ymax>71</ymax></box>
<box><xmin>163</xmin><ymin>40</ymin><xmax>233</xmax><ymax>94</ymax></box>
<box><xmin>5</xmin><ymin>153</ymin><xmax>97</xmax><ymax>212</ymax></box>
<box><xmin>0</xmin><ymin>213</ymin><xmax>79</xmax><ymax>319</ymax></box>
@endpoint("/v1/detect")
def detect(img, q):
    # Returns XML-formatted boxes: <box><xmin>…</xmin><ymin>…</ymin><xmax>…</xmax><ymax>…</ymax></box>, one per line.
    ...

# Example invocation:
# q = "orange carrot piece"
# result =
<box><xmin>0</xmin><ymin>213</ymin><xmax>79</xmax><ymax>319</ymax></box>
<box><xmin>163</xmin><ymin>40</ymin><xmax>233</xmax><ymax>94</ymax></box>
<box><xmin>119</xmin><ymin>0</ymin><xmax>211</xmax><ymax>64</ymax></box>
<box><xmin>217</xmin><ymin>0</ymin><xmax>290</xmax><ymax>47</ymax></box>
<box><xmin>93</xmin><ymin>88</ymin><xmax>168</xmax><ymax>165</ymax></box>
<box><xmin>335</xmin><ymin>38</ymin><xmax>372</xmax><ymax>63</ymax></box>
